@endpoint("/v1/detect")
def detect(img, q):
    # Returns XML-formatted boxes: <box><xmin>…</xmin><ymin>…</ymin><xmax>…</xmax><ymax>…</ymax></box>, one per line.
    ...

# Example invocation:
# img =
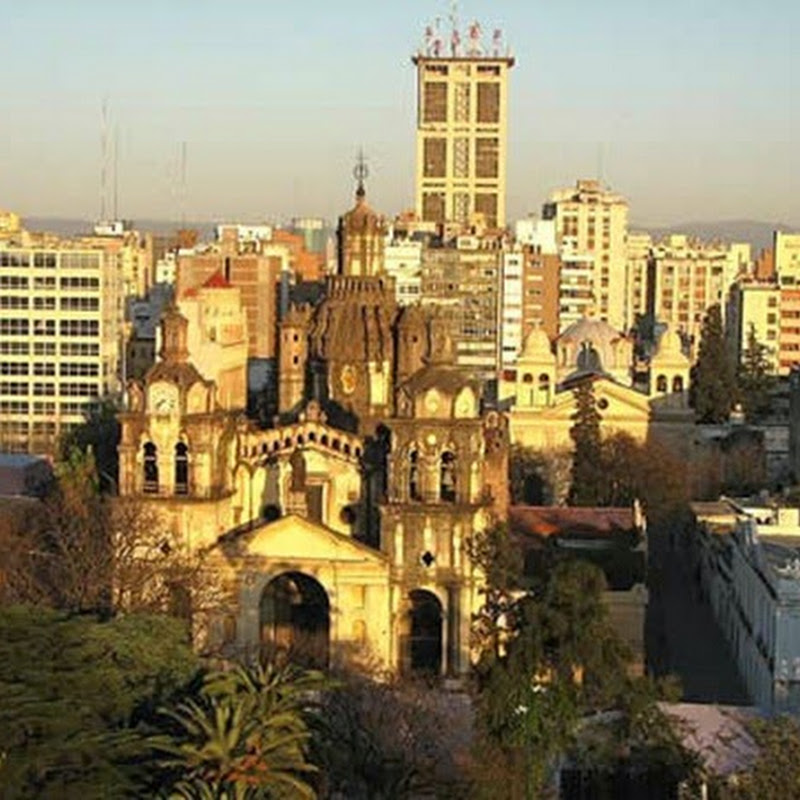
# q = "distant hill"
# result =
<box><xmin>23</xmin><ymin>217</ymin><xmax>217</xmax><ymax>240</ymax></box>
<box><xmin>633</xmin><ymin>220</ymin><xmax>799</xmax><ymax>254</ymax></box>
<box><xmin>21</xmin><ymin>216</ymin><xmax>800</xmax><ymax>255</ymax></box>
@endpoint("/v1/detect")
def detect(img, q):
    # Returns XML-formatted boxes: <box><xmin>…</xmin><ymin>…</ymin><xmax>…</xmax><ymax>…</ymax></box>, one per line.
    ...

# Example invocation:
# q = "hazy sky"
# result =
<box><xmin>2</xmin><ymin>0</ymin><xmax>798</xmax><ymax>227</ymax></box>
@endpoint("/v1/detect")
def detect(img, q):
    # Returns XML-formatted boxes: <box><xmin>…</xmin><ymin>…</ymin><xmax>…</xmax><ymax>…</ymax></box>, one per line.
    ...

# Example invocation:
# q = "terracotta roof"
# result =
<box><xmin>202</xmin><ymin>269</ymin><xmax>231</xmax><ymax>289</ymax></box>
<box><xmin>509</xmin><ymin>505</ymin><xmax>636</xmax><ymax>539</ymax></box>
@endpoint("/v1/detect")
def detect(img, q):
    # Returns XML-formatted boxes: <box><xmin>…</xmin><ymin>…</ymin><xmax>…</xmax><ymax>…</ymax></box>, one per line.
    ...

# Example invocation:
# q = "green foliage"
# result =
<box><xmin>568</xmin><ymin>380</ymin><xmax>605</xmax><ymax>506</ymax></box>
<box><xmin>467</xmin><ymin>523</ymin><xmax>524</xmax><ymax>664</ymax></box>
<box><xmin>737</xmin><ymin>324</ymin><xmax>774</xmax><ymax>422</ymax></box>
<box><xmin>155</xmin><ymin>663</ymin><xmax>323</xmax><ymax>799</ymax></box>
<box><xmin>58</xmin><ymin>399</ymin><xmax>121</xmax><ymax>494</ymax></box>
<box><xmin>715</xmin><ymin>715</ymin><xmax>800</xmax><ymax>799</ymax></box>
<box><xmin>690</xmin><ymin>304</ymin><xmax>738</xmax><ymax>423</ymax></box>
<box><xmin>0</xmin><ymin>605</ymin><xmax>200</xmax><ymax>799</ymax></box>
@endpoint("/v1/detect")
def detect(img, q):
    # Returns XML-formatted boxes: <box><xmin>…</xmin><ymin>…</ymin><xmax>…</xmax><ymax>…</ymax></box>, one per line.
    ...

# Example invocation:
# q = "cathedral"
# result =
<box><xmin>117</xmin><ymin>180</ymin><xmax>509</xmax><ymax>678</ymax></box>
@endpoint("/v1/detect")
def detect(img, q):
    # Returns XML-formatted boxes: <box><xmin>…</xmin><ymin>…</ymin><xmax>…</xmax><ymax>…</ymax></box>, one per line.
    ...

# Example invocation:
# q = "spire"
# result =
<box><xmin>353</xmin><ymin>148</ymin><xmax>369</xmax><ymax>202</ymax></box>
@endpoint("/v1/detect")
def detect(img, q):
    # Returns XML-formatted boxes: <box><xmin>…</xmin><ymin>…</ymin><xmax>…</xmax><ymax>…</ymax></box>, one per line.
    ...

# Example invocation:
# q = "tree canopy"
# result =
<box><xmin>568</xmin><ymin>380</ymin><xmax>605</xmax><ymax>506</ymax></box>
<box><xmin>690</xmin><ymin>304</ymin><xmax>738</xmax><ymax>424</ymax></box>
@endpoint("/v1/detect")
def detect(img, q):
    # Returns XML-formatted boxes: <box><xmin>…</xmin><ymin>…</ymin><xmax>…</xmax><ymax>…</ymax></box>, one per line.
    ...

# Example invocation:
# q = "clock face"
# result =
<box><xmin>424</xmin><ymin>390</ymin><xmax>440</xmax><ymax>413</ymax></box>
<box><xmin>151</xmin><ymin>385</ymin><xmax>177</xmax><ymax>415</ymax></box>
<box><xmin>340</xmin><ymin>364</ymin><xmax>357</xmax><ymax>396</ymax></box>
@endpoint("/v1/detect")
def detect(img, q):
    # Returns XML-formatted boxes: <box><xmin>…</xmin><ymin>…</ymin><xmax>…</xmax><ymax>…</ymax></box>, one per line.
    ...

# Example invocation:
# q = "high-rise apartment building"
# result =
<box><xmin>542</xmin><ymin>180</ymin><xmax>629</xmax><ymax>332</ymax></box>
<box><xmin>647</xmin><ymin>234</ymin><xmax>748</xmax><ymax>354</ymax></box>
<box><xmin>726</xmin><ymin>281</ymin><xmax>780</xmax><ymax>374</ymax></box>
<box><xmin>0</xmin><ymin>240</ymin><xmax>124</xmax><ymax>453</ymax></box>
<box><xmin>413</xmin><ymin>21</ymin><xmax>514</xmax><ymax>230</ymax></box>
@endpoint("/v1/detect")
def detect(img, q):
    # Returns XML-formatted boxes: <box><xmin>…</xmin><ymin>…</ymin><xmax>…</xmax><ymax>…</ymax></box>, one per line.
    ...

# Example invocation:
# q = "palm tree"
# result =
<box><xmin>156</xmin><ymin>663</ymin><xmax>324</xmax><ymax>799</ymax></box>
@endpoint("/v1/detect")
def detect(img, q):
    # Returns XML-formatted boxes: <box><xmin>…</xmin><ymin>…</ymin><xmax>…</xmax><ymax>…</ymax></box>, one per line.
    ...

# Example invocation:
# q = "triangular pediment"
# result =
<box><xmin>219</xmin><ymin>514</ymin><xmax>387</xmax><ymax>564</ymax></box>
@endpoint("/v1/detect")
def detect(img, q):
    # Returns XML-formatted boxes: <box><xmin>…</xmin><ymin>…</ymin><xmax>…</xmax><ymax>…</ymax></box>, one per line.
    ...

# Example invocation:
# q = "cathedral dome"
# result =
<box><xmin>558</xmin><ymin>317</ymin><xmax>624</xmax><ymax>350</ymax></box>
<box><xmin>556</xmin><ymin>317</ymin><xmax>633</xmax><ymax>379</ymax></box>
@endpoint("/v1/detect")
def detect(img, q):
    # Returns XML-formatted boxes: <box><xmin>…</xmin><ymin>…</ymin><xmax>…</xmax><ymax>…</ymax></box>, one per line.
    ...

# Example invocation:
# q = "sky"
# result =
<box><xmin>1</xmin><ymin>0</ymin><xmax>798</xmax><ymax>228</ymax></box>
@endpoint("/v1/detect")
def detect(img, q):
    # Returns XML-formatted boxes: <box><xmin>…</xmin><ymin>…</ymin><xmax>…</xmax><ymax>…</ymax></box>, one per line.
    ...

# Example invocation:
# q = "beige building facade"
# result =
<box><xmin>0</xmin><ymin>239</ymin><xmax>124</xmax><ymax>453</ymax></box>
<box><xmin>413</xmin><ymin>24</ymin><xmax>514</xmax><ymax>230</ymax></box>
<box><xmin>543</xmin><ymin>180</ymin><xmax>629</xmax><ymax>333</ymax></box>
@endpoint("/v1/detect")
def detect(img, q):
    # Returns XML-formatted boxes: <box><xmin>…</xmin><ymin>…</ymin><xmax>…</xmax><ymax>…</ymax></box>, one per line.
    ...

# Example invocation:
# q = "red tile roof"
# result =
<box><xmin>202</xmin><ymin>269</ymin><xmax>231</xmax><ymax>289</ymax></box>
<box><xmin>509</xmin><ymin>505</ymin><xmax>635</xmax><ymax>539</ymax></box>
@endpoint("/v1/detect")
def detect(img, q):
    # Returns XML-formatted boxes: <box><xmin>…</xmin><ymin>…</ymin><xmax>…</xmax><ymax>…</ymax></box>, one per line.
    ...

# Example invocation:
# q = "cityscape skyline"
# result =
<box><xmin>2</xmin><ymin>0</ymin><xmax>798</xmax><ymax>227</ymax></box>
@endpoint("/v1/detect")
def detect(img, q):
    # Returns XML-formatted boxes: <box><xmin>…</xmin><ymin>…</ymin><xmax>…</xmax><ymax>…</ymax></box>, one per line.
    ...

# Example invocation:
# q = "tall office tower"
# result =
<box><xmin>625</xmin><ymin>232</ymin><xmax>653</xmax><ymax>333</ymax></box>
<box><xmin>543</xmin><ymin>180</ymin><xmax>629</xmax><ymax>332</ymax></box>
<box><xmin>0</xmin><ymin>240</ymin><xmax>123</xmax><ymax>454</ymax></box>
<box><xmin>413</xmin><ymin>19</ymin><xmax>514</xmax><ymax>231</ymax></box>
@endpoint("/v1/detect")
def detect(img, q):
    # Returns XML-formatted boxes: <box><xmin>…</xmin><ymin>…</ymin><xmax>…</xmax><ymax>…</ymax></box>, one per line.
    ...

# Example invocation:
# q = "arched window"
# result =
<box><xmin>174</xmin><ymin>442</ymin><xmax>189</xmax><ymax>495</ymax></box>
<box><xmin>522</xmin><ymin>373</ymin><xmax>534</xmax><ymax>384</ymax></box>
<box><xmin>538</xmin><ymin>373</ymin><xmax>550</xmax><ymax>394</ymax></box>
<box><xmin>143</xmin><ymin>442</ymin><xmax>158</xmax><ymax>493</ymax></box>
<box><xmin>440</xmin><ymin>451</ymin><xmax>457</xmax><ymax>503</ymax></box>
<box><xmin>656</xmin><ymin>374</ymin><xmax>668</xmax><ymax>393</ymax></box>
<box><xmin>672</xmin><ymin>375</ymin><xmax>684</xmax><ymax>393</ymax></box>
<box><xmin>409</xmin><ymin>449</ymin><xmax>422</xmax><ymax>501</ymax></box>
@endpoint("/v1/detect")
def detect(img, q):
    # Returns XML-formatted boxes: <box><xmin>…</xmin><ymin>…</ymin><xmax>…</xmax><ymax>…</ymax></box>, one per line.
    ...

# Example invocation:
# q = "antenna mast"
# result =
<box><xmin>100</xmin><ymin>98</ymin><xmax>109</xmax><ymax>221</ymax></box>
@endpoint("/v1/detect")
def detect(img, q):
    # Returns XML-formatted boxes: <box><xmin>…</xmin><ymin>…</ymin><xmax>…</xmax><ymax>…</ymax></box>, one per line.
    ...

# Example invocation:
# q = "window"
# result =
<box><xmin>0</xmin><ymin>252</ymin><xmax>30</xmax><ymax>267</ymax></box>
<box><xmin>33</xmin><ymin>297</ymin><xmax>56</xmax><ymax>310</ymax></box>
<box><xmin>33</xmin><ymin>402</ymin><xmax>55</xmax><ymax>415</ymax></box>
<box><xmin>60</xmin><ymin>253</ymin><xmax>101</xmax><ymax>270</ymax></box>
<box><xmin>475</xmin><ymin>137</ymin><xmax>499</xmax><ymax>178</ymax></box>
<box><xmin>440</xmin><ymin>451</ymin><xmax>457</xmax><ymax>503</ymax></box>
<box><xmin>175</xmin><ymin>442</ymin><xmax>189</xmax><ymax>495</ymax></box>
<box><xmin>33</xmin><ymin>276</ymin><xmax>55</xmax><ymax>289</ymax></box>
<box><xmin>409</xmin><ymin>450</ymin><xmax>422</xmax><ymax>501</ymax></box>
<box><xmin>60</xmin><ymin>296</ymin><xmax>99</xmax><ymax>311</ymax></box>
<box><xmin>477</xmin><ymin>82</ymin><xmax>500</xmax><ymax>123</ymax></box>
<box><xmin>0</xmin><ymin>341</ymin><xmax>28</xmax><ymax>355</ymax></box>
<box><xmin>60</xmin><ymin>382</ymin><xmax>99</xmax><ymax>397</ymax></box>
<box><xmin>33</xmin><ymin>252</ymin><xmax>56</xmax><ymax>268</ymax></box>
<box><xmin>656</xmin><ymin>375</ymin><xmax>668</xmax><ymax>393</ymax></box>
<box><xmin>60</xmin><ymin>276</ymin><xmax>99</xmax><ymax>290</ymax></box>
<box><xmin>0</xmin><ymin>319</ymin><xmax>29</xmax><ymax>336</ymax></box>
<box><xmin>61</xmin><ymin>342</ymin><xmax>99</xmax><ymax>356</ymax></box>
<box><xmin>0</xmin><ymin>275</ymin><xmax>27</xmax><ymax>289</ymax></box>
<box><xmin>0</xmin><ymin>382</ymin><xmax>28</xmax><ymax>396</ymax></box>
<box><xmin>33</xmin><ymin>363</ymin><xmax>55</xmax><ymax>376</ymax></box>
<box><xmin>143</xmin><ymin>443</ymin><xmax>159</xmax><ymax>493</ymax></box>
<box><xmin>0</xmin><ymin>401</ymin><xmax>28</xmax><ymax>414</ymax></box>
<box><xmin>0</xmin><ymin>296</ymin><xmax>29</xmax><ymax>311</ymax></box>
<box><xmin>33</xmin><ymin>320</ymin><xmax>55</xmax><ymax>337</ymax></box>
<box><xmin>672</xmin><ymin>376</ymin><xmax>684</xmax><ymax>393</ymax></box>
<box><xmin>0</xmin><ymin>363</ymin><xmax>28</xmax><ymax>376</ymax></box>
<box><xmin>33</xmin><ymin>342</ymin><xmax>56</xmax><ymax>355</ymax></box>
<box><xmin>423</xmin><ymin>82</ymin><xmax>447</xmax><ymax>123</ymax></box>
<box><xmin>59</xmin><ymin>320</ymin><xmax>99</xmax><ymax>337</ymax></box>
<box><xmin>59</xmin><ymin>362</ymin><xmax>99</xmax><ymax>377</ymax></box>
<box><xmin>423</xmin><ymin>137</ymin><xmax>446</xmax><ymax>178</ymax></box>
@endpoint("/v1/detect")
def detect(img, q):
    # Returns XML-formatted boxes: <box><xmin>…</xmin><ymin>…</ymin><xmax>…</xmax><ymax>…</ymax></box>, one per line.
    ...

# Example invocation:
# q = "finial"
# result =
<box><xmin>353</xmin><ymin>148</ymin><xmax>369</xmax><ymax>200</ymax></box>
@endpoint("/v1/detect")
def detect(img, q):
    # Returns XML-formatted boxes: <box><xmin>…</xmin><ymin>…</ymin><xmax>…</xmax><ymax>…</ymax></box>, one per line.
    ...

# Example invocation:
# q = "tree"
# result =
<box><xmin>690</xmin><ymin>304</ymin><xmax>738</xmax><ymax>423</ymax></box>
<box><xmin>738</xmin><ymin>324</ymin><xmax>774</xmax><ymax>422</ymax></box>
<box><xmin>58</xmin><ymin>398</ymin><xmax>121</xmax><ymax>494</ymax></box>
<box><xmin>568</xmin><ymin>380</ymin><xmax>605</xmax><ymax>506</ymax></box>
<box><xmin>0</xmin><ymin>606</ymin><xmax>200</xmax><ymax>799</ymax></box>
<box><xmin>509</xmin><ymin>444</ymin><xmax>572</xmax><ymax>506</ymax></box>
<box><xmin>155</xmin><ymin>663</ymin><xmax>322</xmax><ymax>799</ymax></box>
<box><xmin>715</xmin><ymin>715</ymin><xmax>800</xmax><ymax>799</ymax></box>
<box><xmin>467</xmin><ymin>523</ymin><xmax>524</xmax><ymax>664</ymax></box>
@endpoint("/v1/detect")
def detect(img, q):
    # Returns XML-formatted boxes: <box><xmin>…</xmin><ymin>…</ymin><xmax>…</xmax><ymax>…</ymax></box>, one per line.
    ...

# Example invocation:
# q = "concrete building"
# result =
<box><xmin>413</xmin><ymin>21</ymin><xmax>514</xmax><ymax>230</ymax></box>
<box><xmin>648</xmin><ymin>234</ymin><xmax>749</xmax><ymax>356</ymax></box>
<box><xmin>726</xmin><ymin>281</ymin><xmax>780</xmax><ymax>373</ymax></box>
<box><xmin>693</xmin><ymin>500</ymin><xmax>800</xmax><ymax>712</ymax></box>
<box><xmin>775</xmin><ymin>232</ymin><xmax>800</xmax><ymax>285</ymax></box>
<box><xmin>0</xmin><ymin>240</ymin><xmax>124</xmax><ymax>453</ymax></box>
<box><xmin>625</xmin><ymin>232</ymin><xmax>653</xmax><ymax>333</ymax></box>
<box><xmin>419</xmin><ymin>238</ymin><xmax>502</xmax><ymax>385</ymax></box>
<box><xmin>177</xmin><ymin>271</ymin><xmax>248</xmax><ymax>411</ymax></box>
<box><xmin>543</xmin><ymin>180</ymin><xmax>629</xmax><ymax>332</ymax></box>
<box><xmin>384</xmin><ymin>234</ymin><xmax>423</xmax><ymax>305</ymax></box>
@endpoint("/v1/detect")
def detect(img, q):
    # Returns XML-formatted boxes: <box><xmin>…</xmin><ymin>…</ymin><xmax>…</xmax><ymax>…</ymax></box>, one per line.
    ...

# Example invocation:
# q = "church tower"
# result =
<box><xmin>278</xmin><ymin>304</ymin><xmax>311</xmax><ymax>414</ymax></box>
<box><xmin>381</xmin><ymin>315</ymin><xmax>498</xmax><ymax>678</ymax></box>
<box><xmin>515</xmin><ymin>325</ymin><xmax>556</xmax><ymax>409</ymax></box>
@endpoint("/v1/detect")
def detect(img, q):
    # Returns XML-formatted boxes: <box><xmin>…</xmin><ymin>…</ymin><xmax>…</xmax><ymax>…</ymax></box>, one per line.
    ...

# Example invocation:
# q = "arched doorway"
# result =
<box><xmin>407</xmin><ymin>589</ymin><xmax>443</xmax><ymax>675</ymax></box>
<box><xmin>259</xmin><ymin>572</ymin><xmax>330</xmax><ymax>669</ymax></box>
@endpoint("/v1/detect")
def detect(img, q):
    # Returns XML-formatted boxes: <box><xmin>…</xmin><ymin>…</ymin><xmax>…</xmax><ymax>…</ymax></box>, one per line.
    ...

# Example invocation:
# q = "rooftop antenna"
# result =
<box><xmin>100</xmin><ymin>98</ymin><xmax>109</xmax><ymax>221</ymax></box>
<box><xmin>449</xmin><ymin>0</ymin><xmax>460</xmax><ymax>57</ymax></box>
<box><xmin>113</xmin><ymin>124</ymin><xmax>120</xmax><ymax>220</ymax></box>
<box><xmin>597</xmin><ymin>142</ymin><xmax>605</xmax><ymax>187</ymax></box>
<box><xmin>179</xmin><ymin>140</ymin><xmax>187</xmax><ymax>226</ymax></box>
<box><xmin>353</xmin><ymin>148</ymin><xmax>369</xmax><ymax>198</ymax></box>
